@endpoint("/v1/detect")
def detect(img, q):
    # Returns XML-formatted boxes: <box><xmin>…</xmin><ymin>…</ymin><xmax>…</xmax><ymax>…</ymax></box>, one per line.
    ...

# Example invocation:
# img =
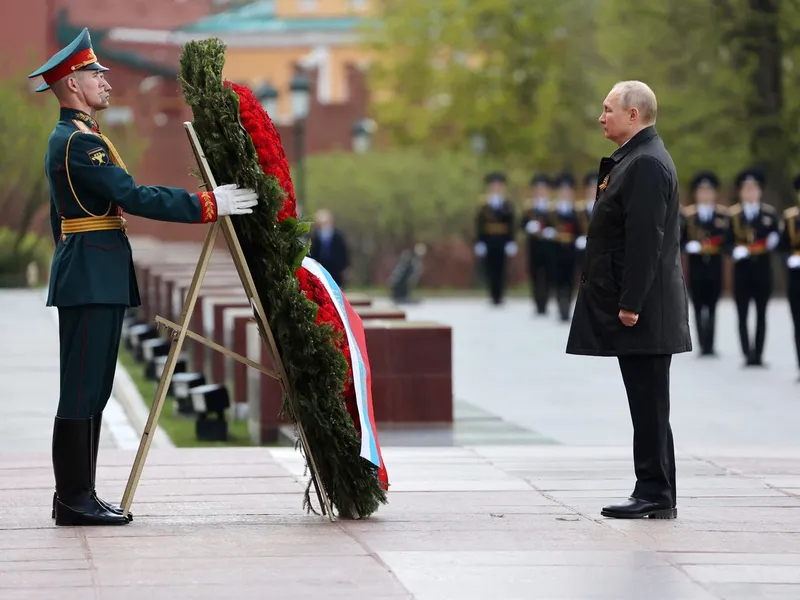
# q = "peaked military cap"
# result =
<box><xmin>554</xmin><ymin>172</ymin><xmax>575</xmax><ymax>188</ymax></box>
<box><xmin>484</xmin><ymin>171</ymin><xmax>507</xmax><ymax>185</ymax></box>
<box><xmin>690</xmin><ymin>171</ymin><xmax>719</xmax><ymax>191</ymax></box>
<box><xmin>583</xmin><ymin>172</ymin><xmax>598</xmax><ymax>187</ymax></box>
<box><xmin>734</xmin><ymin>167</ymin><xmax>765</xmax><ymax>189</ymax></box>
<box><xmin>530</xmin><ymin>173</ymin><xmax>551</xmax><ymax>187</ymax></box>
<box><xmin>28</xmin><ymin>28</ymin><xmax>108</xmax><ymax>93</ymax></box>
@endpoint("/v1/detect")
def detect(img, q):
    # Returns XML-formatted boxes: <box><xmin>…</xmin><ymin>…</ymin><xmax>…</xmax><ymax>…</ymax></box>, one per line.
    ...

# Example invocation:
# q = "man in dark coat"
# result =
<box><xmin>308</xmin><ymin>209</ymin><xmax>350</xmax><ymax>287</ymax></box>
<box><xmin>566</xmin><ymin>80</ymin><xmax>692</xmax><ymax>520</ymax></box>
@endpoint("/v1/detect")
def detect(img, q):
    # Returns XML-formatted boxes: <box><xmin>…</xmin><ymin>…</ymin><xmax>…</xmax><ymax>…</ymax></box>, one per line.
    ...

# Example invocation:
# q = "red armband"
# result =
<box><xmin>198</xmin><ymin>191</ymin><xmax>217</xmax><ymax>224</ymax></box>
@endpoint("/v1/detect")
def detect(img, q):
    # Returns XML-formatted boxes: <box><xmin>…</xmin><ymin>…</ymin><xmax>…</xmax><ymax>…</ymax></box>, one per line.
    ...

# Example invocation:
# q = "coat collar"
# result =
<box><xmin>609</xmin><ymin>125</ymin><xmax>658</xmax><ymax>162</ymax></box>
<box><xmin>60</xmin><ymin>107</ymin><xmax>100</xmax><ymax>132</ymax></box>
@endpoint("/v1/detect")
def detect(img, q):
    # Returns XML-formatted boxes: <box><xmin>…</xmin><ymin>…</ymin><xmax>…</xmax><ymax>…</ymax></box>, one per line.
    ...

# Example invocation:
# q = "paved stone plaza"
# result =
<box><xmin>0</xmin><ymin>289</ymin><xmax>799</xmax><ymax>599</ymax></box>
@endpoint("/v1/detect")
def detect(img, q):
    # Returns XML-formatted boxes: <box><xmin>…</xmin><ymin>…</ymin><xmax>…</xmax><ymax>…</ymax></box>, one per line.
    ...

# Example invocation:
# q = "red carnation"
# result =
<box><xmin>226</xmin><ymin>79</ymin><xmax>359</xmax><ymax>430</ymax></box>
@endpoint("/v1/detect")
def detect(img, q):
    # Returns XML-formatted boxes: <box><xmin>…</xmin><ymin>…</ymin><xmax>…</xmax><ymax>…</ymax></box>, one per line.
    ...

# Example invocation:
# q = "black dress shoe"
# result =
<box><xmin>601</xmin><ymin>497</ymin><xmax>676</xmax><ymax>519</ymax></box>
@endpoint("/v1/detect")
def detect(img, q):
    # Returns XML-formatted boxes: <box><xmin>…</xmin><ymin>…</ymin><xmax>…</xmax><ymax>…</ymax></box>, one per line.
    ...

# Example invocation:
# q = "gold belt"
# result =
<box><xmin>61</xmin><ymin>216</ymin><xmax>127</xmax><ymax>236</ymax></box>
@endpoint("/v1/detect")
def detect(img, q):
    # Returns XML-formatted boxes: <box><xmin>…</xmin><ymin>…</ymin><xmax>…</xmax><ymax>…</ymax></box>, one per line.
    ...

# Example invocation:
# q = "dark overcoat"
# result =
<box><xmin>566</xmin><ymin>126</ymin><xmax>692</xmax><ymax>356</ymax></box>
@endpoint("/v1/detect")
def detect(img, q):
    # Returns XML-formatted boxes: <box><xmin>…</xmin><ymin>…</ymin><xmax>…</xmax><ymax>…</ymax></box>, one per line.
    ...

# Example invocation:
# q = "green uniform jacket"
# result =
<box><xmin>45</xmin><ymin>108</ymin><xmax>218</xmax><ymax>307</ymax></box>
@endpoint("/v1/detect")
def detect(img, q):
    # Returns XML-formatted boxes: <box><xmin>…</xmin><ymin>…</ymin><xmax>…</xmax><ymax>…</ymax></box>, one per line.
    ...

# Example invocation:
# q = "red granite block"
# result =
<box><xmin>345</xmin><ymin>293</ymin><xmax>372</xmax><ymax>307</ymax></box>
<box><xmin>355</xmin><ymin>306</ymin><xmax>406</xmax><ymax>320</ymax></box>
<box><xmin>216</xmin><ymin>304</ymin><xmax>253</xmax><ymax>402</ymax></box>
<box><xmin>254</xmin><ymin>320</ymin><xmax>453</xmax><ymax>438</ymax></box>
<box><xmin>231</xmin><ymin>315</ymin><xmax>252</xmax><ymax>404</ymax></box>
<box><xmin>208</xmin><ymin>299</ymin><xmax>249</xmax><ymax>382</ymax></box>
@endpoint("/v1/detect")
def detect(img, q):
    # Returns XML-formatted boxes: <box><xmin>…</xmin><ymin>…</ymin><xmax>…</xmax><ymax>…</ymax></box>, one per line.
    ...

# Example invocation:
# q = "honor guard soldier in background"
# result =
<box><xmin>778</xmin><ymin>174</ymin><xmax>800</xmax><ymax>380</ymax></box>
<box><xmin>727</xmin><ymin>168</ymin><xmax>780</xmax><ymax>366</ymax></box>
<box><xmin>29</xmin><ymin>28</ymin><xmax>259</xmax><ymax>526</ymax></box>
<box><xmin>679</xmin><ymin>172</ymin><xmax>730</xmax><ymax>356</ymax></box>
<box><xmin>474</xmin><ymin>172</ymin><xmax>517</xmax><ymax>305</ymax></box>
<box><xmin>520</xmin><ymin>174</ymin><xmax>555</xmax><ymax>314</ymax></box>
<box><xmin>550</xmin><ymin>173</ymin><xmax>580</xmax><ymax>322</ymax></box>
<box><xmin>574</xmin><ymin>172</ymin><xmax>598</xmax><ymax>268</ymax></box>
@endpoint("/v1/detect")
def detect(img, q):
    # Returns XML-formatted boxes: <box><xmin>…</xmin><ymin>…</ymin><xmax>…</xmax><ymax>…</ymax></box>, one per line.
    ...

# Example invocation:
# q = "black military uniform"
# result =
<box><xmin>778</xmin><ymin>174</ymin><xmax>800</xmax><ymax>378</ymax></box>
<box><xmin>474</xmin><ymin>172</ymin><xmax>516</xmax><ymax>305</ymax></box>
<box><xmin>549</xmin><ymin>173</ymin><xmax>580</xmax><ymax>322</ymax></box>
<box><xmin>520</xmin><ymin>174</ymin><xmax>555</xmax><ymax>314</ymax></box>
<box><xmin>574</xmin><ymin>172</ymin><xmax>597</xmax><ymax>272</ymax></box>
<box><xmin>727</xmin><ymin>168</ymin><xmax>780</xmax><ymax>366</ymax></box>
<box><xmin>679</xmin><ymin>172</ymin><xmax>730</xmax><ymax>356</ymax></box>
<box><xmin>29</xmin><ymin>28</ymin><xmax>257</xmax><ymax>526</ymax></box>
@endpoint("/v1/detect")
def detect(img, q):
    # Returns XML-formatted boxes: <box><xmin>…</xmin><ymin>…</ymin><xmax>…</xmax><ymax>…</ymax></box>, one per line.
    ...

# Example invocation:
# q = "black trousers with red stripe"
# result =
<box><xmin>57</xmin><ymin>305</ymin><xmax>126</xmax><ymax>418</ymax></box>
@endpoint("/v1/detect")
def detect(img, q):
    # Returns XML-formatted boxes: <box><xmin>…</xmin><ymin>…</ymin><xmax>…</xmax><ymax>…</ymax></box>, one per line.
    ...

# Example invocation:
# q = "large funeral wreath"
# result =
<box><xmin>178</xmin><ymin>38</ymin><xmax>387</xmax><ymax>519</ymax></box>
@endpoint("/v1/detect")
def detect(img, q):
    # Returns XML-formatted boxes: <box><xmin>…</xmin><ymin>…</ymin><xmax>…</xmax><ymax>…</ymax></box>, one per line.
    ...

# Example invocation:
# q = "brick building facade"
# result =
<box><xmin>1</xmin><ymin>1</ymin><xmax>373</xmax><ymax>243</ymax></box>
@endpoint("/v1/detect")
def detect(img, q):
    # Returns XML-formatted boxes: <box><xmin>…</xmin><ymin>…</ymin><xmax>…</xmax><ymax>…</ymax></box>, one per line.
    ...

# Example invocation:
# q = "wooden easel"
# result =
<box><xmin>119</xmin><ymin>122</ymin><xmax>335</xmax><ymax>522</ymax></box>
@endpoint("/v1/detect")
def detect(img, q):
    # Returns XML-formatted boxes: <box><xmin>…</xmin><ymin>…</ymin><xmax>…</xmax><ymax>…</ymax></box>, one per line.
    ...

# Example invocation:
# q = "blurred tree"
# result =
<box><xmin>596</xmin><ymin>0</ymin><xmax>799</xmax><ymax>205</ymax></box>
<box><xmin>367</xmin><ymin>0</ymin><xmax>606</xmax><ymax>174</ymax></box>
<box><xmin>301</xmin><ymin>148</ymin><xmax>531</xmax><ymax>285</ymax></box>
<box><xmin>0</xmin><ymin>71</ymin><xmax>58</xmax><ymax>249</ymax></box>
<box><xmin>0</xmin><ymin>62</ymin><xmax>144</xmax><ymax>284</ymax></box>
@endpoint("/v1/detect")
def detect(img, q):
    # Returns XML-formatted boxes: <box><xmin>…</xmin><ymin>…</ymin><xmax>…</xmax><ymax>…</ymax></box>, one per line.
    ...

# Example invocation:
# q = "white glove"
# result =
<box><xmin>213</xmin><ymin>183</ymin><xmax>259</xmax><ymax>216</ymax></box>
<box><xmin>505</xmin><ymin>241</ymin><xmax>518</xmax><ymax>256</ymax></box>
<box><xmin>525</xmin><ymin>220</ymin><xmax>541</xmax><ymax>235</ymax></box>
<box><xmin>575</xmin><ymin>236</ymin><xmax>587</xmax><ymax>250</ymax></box>
<box><xmin>684</xmin><ymin>240</ymin><xmax>702</xmax><ymax>254</ymax></box>
<box><xmin>787</xmin><ymin>255</ymin><xmax>800</xmax><ymax>269</ymax></box>
<box><xmin>766</xmin><ymin>231</ymin><xmax>780</xmax><ymax>250</ymax></box>
<box><xmin>732</xmin><ymin>245</ymin><xmax>750</xmax><ymax>261</ymax></box>
<box><xmin>474</xmin><ymin>241</ymin><xmax>487</xmax><ymax>256</ymax></box>
<box><xmin>542</xmin><ymin>227</ymin><xmax>556</xmax><ymax>239</ymax></box>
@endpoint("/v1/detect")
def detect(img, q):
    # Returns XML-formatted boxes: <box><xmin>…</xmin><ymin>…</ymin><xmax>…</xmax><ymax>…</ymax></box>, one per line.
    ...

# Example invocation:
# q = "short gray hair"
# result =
<box><xmin>612</xmin><ymin>80</ymin><xmax>657</xmax><ymax>125</ymax></box>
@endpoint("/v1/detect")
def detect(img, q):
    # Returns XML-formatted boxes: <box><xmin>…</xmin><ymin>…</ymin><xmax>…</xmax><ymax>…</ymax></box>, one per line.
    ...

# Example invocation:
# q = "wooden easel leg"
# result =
<box><xmin>119</xmin><ymin>220</ymin><xmax>221</xmax><ymax>518</ymax></box>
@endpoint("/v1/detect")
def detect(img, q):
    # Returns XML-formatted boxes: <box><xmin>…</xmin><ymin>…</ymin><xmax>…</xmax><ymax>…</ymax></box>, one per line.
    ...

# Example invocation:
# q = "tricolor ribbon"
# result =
<box><xmin>300</xmin><ymin>257</ymin><xmax>389</xmax><ymax>490</ymax></box>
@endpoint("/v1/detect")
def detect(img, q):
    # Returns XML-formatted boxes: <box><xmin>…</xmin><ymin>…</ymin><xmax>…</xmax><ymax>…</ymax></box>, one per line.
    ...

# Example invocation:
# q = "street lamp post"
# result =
<box><xmin>254</xmin><ymin>81</ymin><xmax>279</xmax><ymax>118</ymax></box>
<box><xmin>290</xmin><ymin>73</ymin><xmax>311</xmax><ymax>215</ymax></box>
<box><xmin>351</xmin><ymin>118</ymin><xmax>376</xmax><ymax>154</ymax></box>
<box><xmin>470</xmin><ymin>131</ymin><xmax>487</xmax><ymax>159</ymax></box>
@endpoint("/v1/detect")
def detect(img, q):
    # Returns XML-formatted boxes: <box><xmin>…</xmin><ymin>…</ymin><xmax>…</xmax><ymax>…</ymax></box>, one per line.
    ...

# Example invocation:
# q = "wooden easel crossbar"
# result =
<box><xmin>119</xmin><ymin>121</ymin><xmax>334</xmax><ymax>522</ymax></box>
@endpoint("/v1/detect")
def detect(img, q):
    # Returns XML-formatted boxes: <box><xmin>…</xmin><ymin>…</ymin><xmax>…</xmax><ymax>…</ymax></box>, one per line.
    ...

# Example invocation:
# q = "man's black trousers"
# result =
<box><xmin>57</xmin><ymin>305</ymin><xmax>127</xmax><ymax>418</ymax></box>
<box><xmin>618</xmin><ymin>354</ymin><xmax>676</xmax><ymax>507</ymax></box>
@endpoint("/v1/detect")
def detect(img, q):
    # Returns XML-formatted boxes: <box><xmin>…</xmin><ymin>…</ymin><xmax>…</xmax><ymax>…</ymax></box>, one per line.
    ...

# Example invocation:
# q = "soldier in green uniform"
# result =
<box><xmin>520</xmin><ymin>174</ymin><xmax>555</xmax><ymax>315</ymax></box>
<box><xmin>474</xmin><ymin>172</ymin><xmax>517</xmax><ymax>305</ymax></box>
<box><xmin>573</xmin><ymin>172</ymin><xmax>598</xmax><ymax>273</ymax></box>
<box><xmin>549</xmin><ymin>173</ymin><xmax>580</xmax><ymax>322</ymax></box>
<box><xmin>28</xmin><ymin>28</ymin><xmax>259</xmax><ymax>526</ymax></box>
<box><xmin>679</xmin><ymin>172</ymin><xmax>730</xmax><ymax>356</ymax></box>
<box><xmin>778</xmin><ymin>174</ymin><xmax>800</xmax><ymax>380</ymax></box>
<box><xmin>726</xmin><ymin>168</ymin><xmax>780</xmax><ymax>367</ymax></box>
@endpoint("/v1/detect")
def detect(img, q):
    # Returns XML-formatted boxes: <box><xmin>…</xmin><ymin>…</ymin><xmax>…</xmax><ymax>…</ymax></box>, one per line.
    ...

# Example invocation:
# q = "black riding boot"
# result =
<box><xmin>52</xmin><ymin>417</ymin><xmax>129</xmax><ymax>526</ymax></box>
